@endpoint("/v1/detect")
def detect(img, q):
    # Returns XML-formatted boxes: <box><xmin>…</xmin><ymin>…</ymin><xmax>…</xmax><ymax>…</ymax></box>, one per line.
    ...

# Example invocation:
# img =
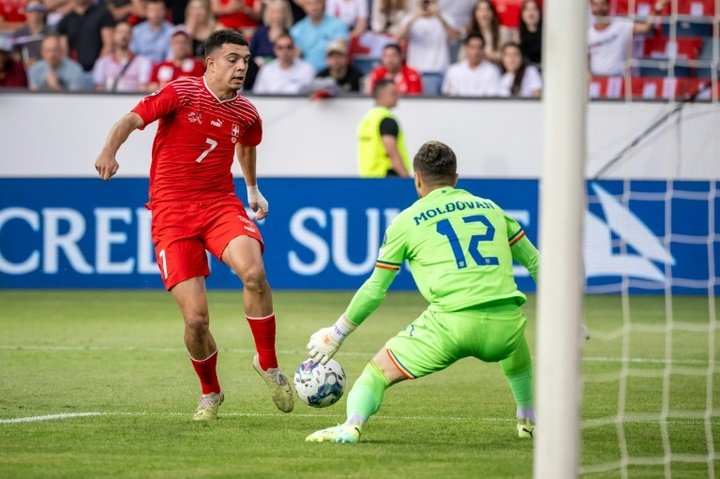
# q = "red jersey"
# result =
<box><xmin>132</xmin><ymin>76</ymin><xmax>262</xmax><ymax>205</ymax></box>
<box><xmin>150</xmin><ymin>58</ymin><xmax>206</xmax><ymax>88</ymax></box>
<box><xmin>1</xmin><ymin>0</ymin><xmax>26</xmax><ymax>23</ymax></box>
<box><xmin>217</xmin><ymin>0</ymin><xmax>259</xmax><ymax>29</ymax></box>
<box><xmin>367</xmin><ymin>65</ymin><xmax>423</xmax><ymax>96</ymax></box>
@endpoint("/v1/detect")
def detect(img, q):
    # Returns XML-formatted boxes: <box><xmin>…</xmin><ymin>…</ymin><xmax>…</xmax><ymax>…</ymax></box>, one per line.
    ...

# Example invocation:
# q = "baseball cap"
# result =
<box><xmin>171</xmin><ymin>25</ymin><xmax>190</xmax><ymax>38</ymax></box>
<box><xmin>325</xmin><ymin>39</ymin><xmax>347</xmax><ymax>55</ymax></box>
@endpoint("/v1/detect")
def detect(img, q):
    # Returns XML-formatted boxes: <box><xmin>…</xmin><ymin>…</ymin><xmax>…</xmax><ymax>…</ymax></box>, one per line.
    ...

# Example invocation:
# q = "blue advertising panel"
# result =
<box><xmin>0</xmin><ymin>178</ymin><xmax>716</xmax><ymax>294</ymax></box>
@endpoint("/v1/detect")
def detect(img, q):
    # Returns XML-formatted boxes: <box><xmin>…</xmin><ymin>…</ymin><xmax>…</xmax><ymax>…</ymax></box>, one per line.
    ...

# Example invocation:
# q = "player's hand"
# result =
<box><xmin>307</xmin><ymin>327</ymin><xmax>343</xmax><ymax>365</ymax></box>
<box><xmin>95</xmin><ymin>150</ymin><xmax>119</xmax><ymax>181</ymax></box>
<box><xmin>246</xmin><ymin>185</ymin><xmax>268</xmax><ymax>220</ymax></box>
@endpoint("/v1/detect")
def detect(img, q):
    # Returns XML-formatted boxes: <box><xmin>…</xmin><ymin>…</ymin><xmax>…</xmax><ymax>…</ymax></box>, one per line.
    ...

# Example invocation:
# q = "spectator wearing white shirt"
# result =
<box><xmin>442</xmin><ymin>32</ymin><xmax>501</xmax><ymax>97</ymax></box>
<box><xmin>325</xmin><ymin>0</ymin><xmax>368</xmax><ymax>38</ymax></box>
<box><xmin>371</xmin><ymin>0</ymin><xmax>413</xmax><ymax>35</ymax></box>
<box><xmin>253</xmin><ymin>32</ymin><xmax>316</xmax><ymax>94</ymax></box>
<box><xmin>395</xmin><ymin>0</ymin><xmax>459</xmax><ymax>96</ymax></box>
<box><xmin>438</xmin><ymin>0</ymin><xmax>476</xmax><ymax>60</ymax></box>
<box><xmin>588</xmin><ymin>0</ymin><xmax>668</xmax><ymax>77</ymax></box>
<box><xmin>93</xmin><ymin>21</ymin><xmax>152</xmax><ymax>92</ymax></box>
<box><xmin>498</xmin><ymin>42</ymin><xmax>541</xmax><ymax>97</ymax></box>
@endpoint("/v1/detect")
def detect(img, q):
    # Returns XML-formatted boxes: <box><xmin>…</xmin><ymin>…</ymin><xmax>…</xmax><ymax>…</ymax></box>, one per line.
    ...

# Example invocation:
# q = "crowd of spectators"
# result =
<box><xmin>0</xmin><ymin>0</ymin><xmax>715</xmax><ymax>99</ymax></box>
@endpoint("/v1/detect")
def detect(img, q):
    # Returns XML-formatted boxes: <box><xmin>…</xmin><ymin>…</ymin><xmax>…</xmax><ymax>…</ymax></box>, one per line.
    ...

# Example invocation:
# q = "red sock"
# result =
<box><xmin>246</xmin><ymin>313</ymin><xmax>278</xmax><ymax>370</ymax></box>
<box><xmin>190</xmin><ymin>350</ymin><xmax>221</xmax><ymax>394</ymax></box>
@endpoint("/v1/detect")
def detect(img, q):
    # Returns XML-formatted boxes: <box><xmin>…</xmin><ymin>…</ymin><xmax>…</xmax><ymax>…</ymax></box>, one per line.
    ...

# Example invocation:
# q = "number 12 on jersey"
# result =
<box><xmin>436</xmin><ymin>215</ymin><xmax>499</xmax><ymax>269</ymax></box>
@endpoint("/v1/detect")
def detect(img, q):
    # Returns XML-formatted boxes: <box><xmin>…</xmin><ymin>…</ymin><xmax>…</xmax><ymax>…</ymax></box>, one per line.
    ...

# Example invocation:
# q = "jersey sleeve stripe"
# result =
<box><xmin>386</xmin><ymin>349</ymin><xmax>417</xmax><ymax>379</ymax></box>
<box><xmin>376</xmin><ymin>259</ymin><xmax>401</xmax><ymax>266</ymax></box>
<box><xmin>375</xmin><ymin>262</ymin><xmax>401</xmax><ymax>271</ymax></box>
<box><xmin>508</xmin><ymin>229</ymin><xmax>526</xmax><ymax>246</ymax></box>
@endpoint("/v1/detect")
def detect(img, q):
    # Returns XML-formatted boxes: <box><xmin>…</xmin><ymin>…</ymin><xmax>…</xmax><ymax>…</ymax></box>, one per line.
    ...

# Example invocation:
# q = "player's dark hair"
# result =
<box><xmin>204</xmin><ymin>29</ymin><xmax>249</xmax><ymax>57</ymax></box>
<box><xmin>372</xmin><ymin>78</ymin><xmax>394</xmax><ymax>99</ymax></box>
<box><xmin>464</xmin><ymin>31</ymin><xmax>486</xmax><ymax>48</ymax></box>
<box><xmin>413</xmin><ymin>141</ymin><xmax>457</xmax><ymax>185</ymax></box>
<box><xmin>383</xmin><ymin>43</ymin><xmax>402</xmax><ymax>55</ymax></box>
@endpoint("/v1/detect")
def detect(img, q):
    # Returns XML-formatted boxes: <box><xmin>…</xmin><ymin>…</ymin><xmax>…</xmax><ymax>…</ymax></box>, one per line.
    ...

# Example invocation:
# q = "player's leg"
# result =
<box><xmin>346</xmin><ymin>348</ymin><xmax>410</xmax><ymax>424</ymax></box>
<box><xmin>304</xmin><ymin>351</ymin><xmax>407</xmax><ymax>444</ymax></box>
<box><xmin>306</xmin><ymin>310</ymin><xmax>458</xmax><ymax>444</ymax></box>
<box><xmin>497</xmin><ymin>321</ymin><xmax>534</xmax><ymax>438</ymax></box>
<box><xmin>170</xmin><ymin>276</ymin><xmax>225</xmax><ymax>420</ymax></box>
<box><xmin>456</xmin><ymin>303</ymin><xmax>534</xmax><ymax>438</ymax></box>
<box><xmin>152</xmin><ymin>200</ymin><xmax>222</xmax><ymax>421</ymax></box>
<box><xmin>221</xmin><ymin>235</ymin><xmax>293</xmax><ymax>413</ymax></box>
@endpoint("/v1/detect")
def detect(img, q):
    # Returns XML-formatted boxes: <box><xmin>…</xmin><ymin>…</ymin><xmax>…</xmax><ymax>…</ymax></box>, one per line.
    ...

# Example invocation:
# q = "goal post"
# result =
<box><xmin>534</xmin><ymin>0</ymin><xmax>588</xmax><ymax>477</ymax></box>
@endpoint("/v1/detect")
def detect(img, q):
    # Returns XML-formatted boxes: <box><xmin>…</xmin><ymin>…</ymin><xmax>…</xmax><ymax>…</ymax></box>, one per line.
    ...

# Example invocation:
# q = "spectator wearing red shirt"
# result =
<box><xmin>366</xmin><ymin>43</ymin><xmax>422</xmax><ymax>96</ymax></box>
<box><xmin>211</xmin><ymin>0</ymin><xmax>261</xmax><ymax>37</ymax></box>
<box><xmin>148</xmin><ymin>25</ymin><xmax>205</xmax><ymax>89</ymax></box>
<box><xmin>1</xmin><ymin>0</ymin><xmax>27</xmax><ymax>33</ymax></box>
<box><xmin>0</xmin><ymin>36</ymin><xmax>28</xmax><ymax>87</ymax></box>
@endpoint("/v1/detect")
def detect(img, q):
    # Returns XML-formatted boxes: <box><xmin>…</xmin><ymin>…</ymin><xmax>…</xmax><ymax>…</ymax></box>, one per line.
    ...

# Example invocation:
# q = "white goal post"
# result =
<box><xmin>534</xmin><ymin>0</ymin><xmax>588</xmax><ymax>477</ymax></box>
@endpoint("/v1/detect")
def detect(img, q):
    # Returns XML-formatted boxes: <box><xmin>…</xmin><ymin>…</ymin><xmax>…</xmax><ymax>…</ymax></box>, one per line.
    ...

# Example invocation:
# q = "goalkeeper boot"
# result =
<box><xmin>192</xmin><ymin>391</ymin><xmax>224</xmax><ymax>421</ymax></box>
<box><xmin>252</xmin><ymin>354</ymin><xmax>294</xmax><ymax>413</ymax></box>
<box><xmin>305</xmin><ymin>423</ymin><xmax>362</xmax><ymax>444</ymax></box>
<box><xmin>516</xmin><ymin>418</ymin><xmax>534</xmax><ymax>439</ymax></box>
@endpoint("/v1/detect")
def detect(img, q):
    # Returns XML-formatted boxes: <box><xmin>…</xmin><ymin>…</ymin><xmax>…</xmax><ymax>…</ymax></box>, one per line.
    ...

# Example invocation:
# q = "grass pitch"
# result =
<box><xmin>0</xmin><ymin>291</ymin><xmax>717</xmax><ymax>478</ymax></box>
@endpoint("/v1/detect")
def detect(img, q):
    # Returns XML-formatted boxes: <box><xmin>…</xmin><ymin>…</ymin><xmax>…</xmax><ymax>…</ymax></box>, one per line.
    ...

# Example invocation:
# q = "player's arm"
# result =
<box><xmin>236</xmin><ymin>143</ymin><xmax>268</xmax><ymax>220</ymax></box>
<box><xmin>504</xmin><ymin>211</ymin><xmax>539</xmax><ymax>282</ymax></box>
<box><xmin>379</xmin><ymin>117</ymin><xmax>409</xmax><ymax>177</ymax></box>
<box><xmin>96</xmin><ymin>83</ymin><xmax>179</xmax><ymax>180</ymax></box>
<box><xmin>95</xmin><ymin>112</ymin><xmax>144</xmax><ymax>181</ymax></box>
<box><xmin>307</xmin><ymin>266</ymin><xmax>399</xmax><ymax>365</ymax></box>
<box><xmin>307</xmin><ymin>222</ymin><xmax>406</xmax><ymax>364</ymax></box>
<box><xmin>510</xmin><ymin>233</ymin><xmax>539</xmax><ymax>283</ymax></box>
<box><xmin>504</xmin><ymin>211</ymin><xmax>588</xmax><ymax>340</ymax></box>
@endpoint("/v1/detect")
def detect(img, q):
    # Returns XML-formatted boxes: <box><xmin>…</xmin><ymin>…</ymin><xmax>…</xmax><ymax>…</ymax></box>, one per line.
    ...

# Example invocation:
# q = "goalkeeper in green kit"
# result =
<box><xmin>305</xmin><ymin>140</ymin><xmax>539</xmax><ymax>444</ymax></box>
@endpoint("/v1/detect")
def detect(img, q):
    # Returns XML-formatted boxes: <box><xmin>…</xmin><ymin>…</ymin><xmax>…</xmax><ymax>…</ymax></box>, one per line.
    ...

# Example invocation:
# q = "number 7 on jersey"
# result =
<box><xmin>195</xmin><ymin>137</ymin><xmax>218</xmax><ymax>163</ymax></box>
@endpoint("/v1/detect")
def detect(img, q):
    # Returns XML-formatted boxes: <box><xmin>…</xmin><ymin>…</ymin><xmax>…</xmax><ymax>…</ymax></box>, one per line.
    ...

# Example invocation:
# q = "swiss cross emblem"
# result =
<box><xmin>232</xmin><ymin>124</ymin><xmax>240</xmax><ymax>137</ymax></box>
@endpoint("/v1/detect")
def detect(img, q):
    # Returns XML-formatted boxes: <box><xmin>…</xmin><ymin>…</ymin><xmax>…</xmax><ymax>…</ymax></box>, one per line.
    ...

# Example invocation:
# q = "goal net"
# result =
<box><xmin>580</xmin><ymin>179</ymin><xmax>719</xmax><ymax>478</ymax></box>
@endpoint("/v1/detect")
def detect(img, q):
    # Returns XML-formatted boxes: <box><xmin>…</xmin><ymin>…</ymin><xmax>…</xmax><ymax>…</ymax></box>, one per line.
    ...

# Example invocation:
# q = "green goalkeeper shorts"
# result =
<box><xmin>384</xmin><ymin>303</ymin><xmax>527</xmax><ymax>379</ymax></box>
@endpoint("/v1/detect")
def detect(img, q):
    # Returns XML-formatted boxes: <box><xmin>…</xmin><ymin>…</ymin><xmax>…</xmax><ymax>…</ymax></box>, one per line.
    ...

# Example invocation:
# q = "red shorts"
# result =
<box><xmin>150</xmin><ymin>196</ymin><xmax>264</xmax><ymax>290</ymax></box>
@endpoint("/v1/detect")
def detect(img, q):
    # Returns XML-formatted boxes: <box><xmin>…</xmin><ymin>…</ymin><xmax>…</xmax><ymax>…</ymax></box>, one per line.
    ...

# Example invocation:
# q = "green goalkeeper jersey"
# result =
<box><xmin>344</xmin><ymin>186</ymin><xmax>539</xmax><ymax>324</ymax></box>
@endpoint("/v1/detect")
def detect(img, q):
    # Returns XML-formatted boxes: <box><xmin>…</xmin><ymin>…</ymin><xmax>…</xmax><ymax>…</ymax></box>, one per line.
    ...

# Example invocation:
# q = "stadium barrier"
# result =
<box><xmin>0</xmin><ymin>92</ymin><xmax>718</xmax><ymax>179</ymax></box>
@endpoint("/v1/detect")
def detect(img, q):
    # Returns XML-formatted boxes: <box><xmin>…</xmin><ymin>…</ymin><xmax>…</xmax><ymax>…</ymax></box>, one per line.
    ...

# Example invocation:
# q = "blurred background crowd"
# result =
<box><xmin>0</xmin><ymin>0</ymin><xmax>716</xmax><ymax>100</ymax></box>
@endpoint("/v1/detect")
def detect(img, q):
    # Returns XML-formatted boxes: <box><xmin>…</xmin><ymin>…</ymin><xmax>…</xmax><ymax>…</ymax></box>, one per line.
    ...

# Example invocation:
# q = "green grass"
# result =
<box><xmin>0</xmin><ymin>291</ymin><xmax>718</xmax><ymax>478</ymax></box>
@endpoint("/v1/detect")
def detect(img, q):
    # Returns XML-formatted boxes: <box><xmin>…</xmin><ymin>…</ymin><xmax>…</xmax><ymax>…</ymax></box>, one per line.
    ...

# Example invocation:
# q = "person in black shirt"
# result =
<box><xmin>314</xmin><ymin>38</ymin><xmax>363</xmax><ymax>94</ymax></box>
<box><xmin>57</xmin><ymin>0</ymin><xmax>115</xmax><ymax>72</ymax></box>
<box><xmin>518</xmin><ymin>0</ymin><xmax>541</xmax><ymax>66</ymax></box>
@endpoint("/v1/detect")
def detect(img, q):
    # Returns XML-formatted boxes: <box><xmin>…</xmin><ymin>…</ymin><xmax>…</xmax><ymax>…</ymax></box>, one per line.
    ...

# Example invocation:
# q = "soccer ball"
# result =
<box><xmin>293</xmin><ymin>358</ymin><xmax>346</xmax><ymax>408</ymax></box>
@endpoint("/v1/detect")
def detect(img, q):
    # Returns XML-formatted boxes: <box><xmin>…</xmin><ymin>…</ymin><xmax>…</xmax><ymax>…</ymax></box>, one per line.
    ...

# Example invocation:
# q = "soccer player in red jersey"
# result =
<box><xmin>94</xmin><ymin>29</ymin><xmax>294</xmax><ymax>420</ymax></box>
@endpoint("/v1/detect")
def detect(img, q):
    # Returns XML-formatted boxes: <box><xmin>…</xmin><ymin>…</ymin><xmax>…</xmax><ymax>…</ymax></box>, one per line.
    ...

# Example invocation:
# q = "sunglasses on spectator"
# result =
<box><xmin>27</xmin><ymin>4</ymin><xmax>46</xmax><ymax>12</ymax></box>
<box><xmin>275</xmin><ymin>44</ymin><xmax>293</xmax><ymax>50</ymax></box>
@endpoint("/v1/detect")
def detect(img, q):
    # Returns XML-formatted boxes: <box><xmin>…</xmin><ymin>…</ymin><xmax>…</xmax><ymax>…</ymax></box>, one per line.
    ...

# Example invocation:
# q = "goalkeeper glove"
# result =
<box><xmin>246</xmin><ymin>185</ymin><xmax>268</xmax><ymax>220</ymax></box>
<box><xmin>307</xmin><ymin>314</ymin><xmax>357</xmax><ymax>365</ymax></box>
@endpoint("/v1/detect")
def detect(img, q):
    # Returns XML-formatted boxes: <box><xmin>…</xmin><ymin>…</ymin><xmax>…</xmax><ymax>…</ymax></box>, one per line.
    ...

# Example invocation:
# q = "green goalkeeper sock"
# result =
<box><xmin>501</xmin><ymin>335</ymin><xmax>534</xmax><ymax>420</ymax></box>
<box><xmin>345</xmin><ymin>360</ymin><xmax>390</xmax><ymax>428</ymax></box>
